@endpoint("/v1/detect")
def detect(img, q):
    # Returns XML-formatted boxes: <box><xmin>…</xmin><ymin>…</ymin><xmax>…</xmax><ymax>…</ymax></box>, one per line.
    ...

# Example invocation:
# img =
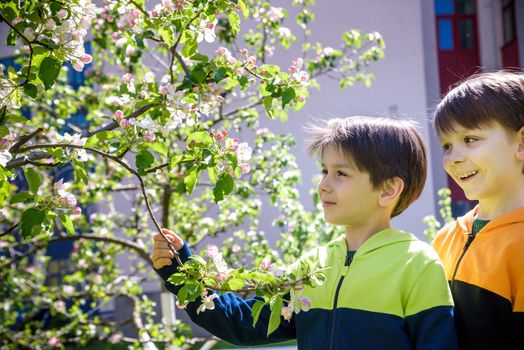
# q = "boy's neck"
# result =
<box><xmin>477</xmin><ymin>180</ymin><xmax>524</xmax><ymax>220</ymax></box>
<box><xmin>344</xmin><ymin>215</ymin><xmax>390</xmax><ymax>251</ymax></box>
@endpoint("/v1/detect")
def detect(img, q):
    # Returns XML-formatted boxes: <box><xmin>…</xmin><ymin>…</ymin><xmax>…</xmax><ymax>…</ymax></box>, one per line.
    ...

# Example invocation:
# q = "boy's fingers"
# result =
<box><xmin>153</xmin><ymin>257</ymin><xmax>173</xmax><ymax>269</ymax></box>
<box><xmin>152</xmin><ymin>248</ymin><xmax>175</xmax><ymax>261</ymax></box>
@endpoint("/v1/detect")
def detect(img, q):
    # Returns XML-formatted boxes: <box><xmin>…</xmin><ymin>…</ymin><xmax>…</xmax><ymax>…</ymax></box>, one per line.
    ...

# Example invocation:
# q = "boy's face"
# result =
<box><xmin>318</xmin><ymin>147</ymin><xmax>382</xmax><ymax>227</ymax></box>
<box><xmin>439</xmin><ymin>122</ymin><xmax>523</xmax><ymax>202</ymax></box>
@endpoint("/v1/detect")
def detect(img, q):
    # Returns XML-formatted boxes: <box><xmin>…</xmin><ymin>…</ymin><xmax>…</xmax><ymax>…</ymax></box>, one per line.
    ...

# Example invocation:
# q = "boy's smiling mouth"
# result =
<box><xmin>458</xmin><ymin>170</ymin><xmax>479</xmax><ymax>180</ymax></box>
<box><xmin>322</xmin><ymin>201</ymin><xmax>336</xmax><ymax>207</ymax></box>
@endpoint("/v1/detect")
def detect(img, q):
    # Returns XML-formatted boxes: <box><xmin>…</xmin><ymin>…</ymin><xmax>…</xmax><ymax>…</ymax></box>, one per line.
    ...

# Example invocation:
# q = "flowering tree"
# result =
<box><xmin>0</xmin><ymin>0</ymin><xmax>384</xmax><ymax>348</ymax></box>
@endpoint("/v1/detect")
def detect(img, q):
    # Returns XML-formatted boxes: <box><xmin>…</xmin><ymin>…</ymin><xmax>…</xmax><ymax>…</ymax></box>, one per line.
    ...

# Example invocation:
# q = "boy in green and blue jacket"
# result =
<box><xmin>153</xmin><ymin>116</ymin><xmax>458</xmax><ymax>349</ymax></box>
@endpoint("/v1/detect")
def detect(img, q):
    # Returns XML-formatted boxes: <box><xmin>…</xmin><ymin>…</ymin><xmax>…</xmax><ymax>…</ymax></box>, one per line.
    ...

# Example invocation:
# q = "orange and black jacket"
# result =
<box><xmin>433</xmin><ymin>206</ymin><xmax>524</xmax><ymax>350</ymax></box>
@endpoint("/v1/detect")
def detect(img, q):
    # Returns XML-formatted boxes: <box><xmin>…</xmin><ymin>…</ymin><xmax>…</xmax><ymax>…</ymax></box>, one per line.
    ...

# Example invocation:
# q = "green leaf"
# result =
<box><xmin>58</xmin><ymin>214</ymin><xmax>74</xmax><ymax>235</ymax></box>
<box><xmin>190</xmin><ymin>53</ymin><xmax>209</xmax><ymax>62</ymax></box>
<box><xmin>207</xmin><ymin>166</ymin><xmax>217</xmax><ymax>183</ymax></box>
<box><xmin>23</xmin><ymin>83</ymin><xmax>38</xmax><ymax>98</ymax></box>
<box><xmin>281</xmin><ymin>87</ymin><xmax>296</xmax><ymax>108</ymax></box>
<box><xmin>24</xmin><ymin>168</ymin><xmax>41</xmax><ymax>195</ymax></box>
<box><xmin>268</xmin><ymin>295</ymin><xmax>283</xmax><ymax>336</ymax></box>
<box><xmin>190</xmin><ymin>64</ymin><xmax>207</xmax><ymax>84</ymax></box>
<box><xmin>263</xmin><ymin>96</ymin><xmax>273</xmax><ymax>118</ymax></box>
<box><xmin>147</xmin><ymin>142</ymin><xmax>168</xmax><ymax>156</ymax></box>
<box><xmin>20</xmin><ymin>208</ymin><xmax>46</xmax><ymax>239</ymax></box>
<box><xmin>10</xmin><ymin>191</ymin><xmax>33</xmax><ymax>204</ymax></box>
<box><xmin>225</xmin><ymin>153</ymin><xmax>237</xmax><ymax>170</ymax></box>
<box><xmin>213</xmin><ymin>172</ymin><xmax>234</xmax><ymax>202</ymax></box>
<box><xmin>183</xmin><ymin>39</ymin><xmax>198</xmax><ymax>59</ymax></box>
<box><xmin>184</xmin><ymin>165</ymin><xmax>199</xmax><ymax>194</ymax></box>
<box><xmin>251</xmin><ymin>301</ymin><xmax>265</xmax><ymax>327</ymax></box>
<box><xmin>167</xmin><ymin>273</ymin><xmax>187</xmax><ymax>285</ymax></box>
<box><xmin>0</xmin><ymin>126</ymin><xmax>9</xmax><ymax>138</ymax></box>
<box><xmin>159</xmin><ymin>26</ymin><xmax>174</xmax><ymax>47</ymax></box>
<box><xmin>226</xmin><ymin>278</ymin><xmax>244</xmax><ymax>290</ymax></box>
<box><xmin>136</xmin><ymin>149</ymin><xmax>155</xmax><ymax>175</ymax></box>
<box><xmin>227</xmin><ymin>12</ymin><xmax>241</xmax><ymax>35</ymax></box>
<box><xmin>187</xmin><ymin>131</ymin><xmax>213</xmax><ymax>146</ymax></box>
<box><xmin>39</xmin><ymin>56</ymin><xmax>62</xmax><ymax>90</ymax></box>
<box><xmin>214</xmin><ymin>67</ymin><xmax>227</xmax><ymax>83</ymax></box>
<box><xmin>73</xmin><ymin>161</ymin><xmax>88</xmax><ymax>185</ymax></box>
<box><xmin>238</xmin><ymin>0</ymin><xmax>249</xmax><ymax>17</ymax></box>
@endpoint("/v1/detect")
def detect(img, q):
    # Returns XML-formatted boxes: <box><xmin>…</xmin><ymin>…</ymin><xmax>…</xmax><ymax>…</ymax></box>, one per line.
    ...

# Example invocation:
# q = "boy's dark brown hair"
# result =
<box><xmin>433</xmin><ymin>71</ymin><xmax>524</xmax><ymax>135</ymax></box>
<box><xmin>307</xmin><ymin>116</ymin><xmax>427</xmax><ymax>217</ymax></box>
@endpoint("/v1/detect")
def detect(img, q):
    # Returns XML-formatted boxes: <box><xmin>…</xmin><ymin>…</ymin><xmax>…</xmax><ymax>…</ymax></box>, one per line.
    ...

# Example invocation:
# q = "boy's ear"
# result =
<box><xmin>516</xmin><ymin>126</ymin><xmax>524</xmax><ymax>161</ymax></box>
<box><xmin>378</xmin><ymin>177</ymin><xmax>404</xmax><ymax>208</ymax></box>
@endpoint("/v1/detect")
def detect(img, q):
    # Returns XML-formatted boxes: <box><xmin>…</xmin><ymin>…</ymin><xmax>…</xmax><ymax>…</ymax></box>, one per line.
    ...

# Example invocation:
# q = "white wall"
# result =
<box><xmin>258</xmin><ymin>0</ymin><xmax>438</xmax><ymax>240</ymax></box>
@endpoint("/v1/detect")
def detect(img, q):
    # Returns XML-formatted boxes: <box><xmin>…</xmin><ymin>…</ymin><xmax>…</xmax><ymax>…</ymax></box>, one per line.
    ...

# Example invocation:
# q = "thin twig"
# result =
<box><xmin>14</xmin><ymin>143</ymin><xmax>183</xmax><ymax>266</ymax></box>
<box><xmin>9</xmin><ymin>127</ymin><xmax>44</xmax><ymax>152</ymax></box>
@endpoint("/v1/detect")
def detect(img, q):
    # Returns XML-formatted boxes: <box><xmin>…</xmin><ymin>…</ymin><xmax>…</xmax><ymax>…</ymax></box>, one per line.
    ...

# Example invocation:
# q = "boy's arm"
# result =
<box><xmin>152</xmin><ymin>230</ymin><xmax>296</xmax><ymax>345</ymax></box>
<box><xmin>404</xmin><ymin>261</ymin><xmax>458</xmax><ymax>350</ymax></box>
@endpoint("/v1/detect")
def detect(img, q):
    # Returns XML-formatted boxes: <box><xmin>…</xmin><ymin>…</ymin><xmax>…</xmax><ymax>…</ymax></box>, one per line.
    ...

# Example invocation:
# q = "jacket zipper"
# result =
<box><xmin>450</xmin><ymin>232</ymin><xmax>476</xmax><ymax>289</ymax></box>
<box><xmin>328</xmin><ymin>251</ymin><xmax>353</xmax><ymax>350</ymax></box>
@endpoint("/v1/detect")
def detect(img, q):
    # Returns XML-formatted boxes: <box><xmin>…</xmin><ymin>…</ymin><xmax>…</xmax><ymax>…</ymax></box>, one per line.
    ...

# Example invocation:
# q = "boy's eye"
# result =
<box><xmin>441</xmin><ymin>143</ymin><xmax>450</xmax><ymax>152</ymax></box>
<box><xmin>337</xmin><ymin>171</ymin><xmax>347</xmax><ymax>177</ymax></box>
<box><xmin>464</xmin><ymin>136</ymin><xmax>477</xmax><ymax>144</ymax></box>
<box><xmin>321</xmin><ymin>169</ymin><xmax>328</xmax><ymax>175</ymax></box>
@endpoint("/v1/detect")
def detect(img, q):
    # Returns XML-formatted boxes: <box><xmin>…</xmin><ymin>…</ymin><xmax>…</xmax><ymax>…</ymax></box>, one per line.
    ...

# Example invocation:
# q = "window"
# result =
<box><xmin>459</xmin><ymin>19</ymin><xmax>474</xmax><ymax>49</ymax></box>
<box><xmin>502</xmin><ymin>1</ymin><xmax>516</xmax><ymax>44</ymax></box>
<box><xmin>455</xmin><ymin>0</ymin><xmax>475</xmax><ymax>14</ymax></box>
<box><xmin>435</xmin><ymin>0</ymin><xmax>454</xmax><ymax>15</ymax></box>
<box><xmin>438</xmin><ymin>19</ymin><xmax>454</xmax><ymax>50</ymax></box>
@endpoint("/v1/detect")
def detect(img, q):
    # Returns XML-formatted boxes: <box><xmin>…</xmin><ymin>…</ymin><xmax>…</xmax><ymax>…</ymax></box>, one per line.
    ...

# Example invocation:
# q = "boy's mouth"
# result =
<box><xmin>458</xmin><ymin>170</ymin><xmax>478</xmax><ymax>181</ymax></box>
<box><xmin>322</xmin><ymin>201</ymin><xmax>336</xmax><ymax>207</ymax></box>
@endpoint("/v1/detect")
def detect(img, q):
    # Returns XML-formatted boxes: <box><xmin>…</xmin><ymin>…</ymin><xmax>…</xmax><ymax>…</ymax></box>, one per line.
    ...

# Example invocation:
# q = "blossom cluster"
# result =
<box><xmin>54</xmin><ymin>179</ymin><xmax>82</xmax><ymax>215</ymax></box>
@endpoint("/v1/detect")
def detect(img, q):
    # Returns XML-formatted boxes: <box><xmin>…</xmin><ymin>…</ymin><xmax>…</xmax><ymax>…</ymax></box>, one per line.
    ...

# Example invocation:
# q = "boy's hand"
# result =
<box><xmin>152</xmin><ymin>229</ymin><xmax>184</xmax><ymax>269</ymax></box>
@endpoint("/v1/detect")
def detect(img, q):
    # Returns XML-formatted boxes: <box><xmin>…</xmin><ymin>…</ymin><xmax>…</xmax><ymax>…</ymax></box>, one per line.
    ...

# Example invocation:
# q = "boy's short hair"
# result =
<box><xmin>307</xmin><ymin>116</ymin><xmax>427</xmax><ymax>217</ymax></box>
<box><xmin>433</xmin><ymin>71</ymin><xmax>524</xmax><ymax>135</ymax></box>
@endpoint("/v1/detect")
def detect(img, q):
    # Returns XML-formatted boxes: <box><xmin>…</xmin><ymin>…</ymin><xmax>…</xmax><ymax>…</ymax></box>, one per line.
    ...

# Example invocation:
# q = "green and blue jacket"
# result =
<box><xmin>156</xmin><ymin>229</ymin><xmax>458</xmax><ymax>349</ymax></box>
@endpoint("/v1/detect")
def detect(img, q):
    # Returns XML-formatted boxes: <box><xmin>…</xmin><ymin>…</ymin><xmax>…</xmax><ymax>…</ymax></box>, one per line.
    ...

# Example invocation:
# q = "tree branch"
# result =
<box><xmin>13</xmin><ymin>143</ymin><xmax>183</xmax><ymax>266</ymax></box>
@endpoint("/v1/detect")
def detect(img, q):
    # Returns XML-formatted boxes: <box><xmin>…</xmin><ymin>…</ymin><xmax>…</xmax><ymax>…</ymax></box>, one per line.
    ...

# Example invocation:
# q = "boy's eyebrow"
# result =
<box><xmin>320</xmin><ymin>162</ymin><xmax>354</xmax><ymax>169</ymax></box>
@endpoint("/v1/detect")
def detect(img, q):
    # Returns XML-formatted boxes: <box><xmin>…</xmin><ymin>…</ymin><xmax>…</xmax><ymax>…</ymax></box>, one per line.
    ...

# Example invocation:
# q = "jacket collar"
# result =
<box><xmin>457</xmin><ymin>204</ymin><xmax>524</xmax><ymax>235</ymax></box>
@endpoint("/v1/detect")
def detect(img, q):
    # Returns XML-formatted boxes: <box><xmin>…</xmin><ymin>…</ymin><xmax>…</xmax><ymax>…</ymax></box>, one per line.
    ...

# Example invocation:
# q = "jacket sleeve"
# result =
<box><xmin>154</xmin><ymin>243</ymin><xmax>296</xmax><ymax>346</ymax></box>
<box><xmin>404</xmin><ymin>261</ymin><xmax>459</xmax><ymax>350</ymax></box>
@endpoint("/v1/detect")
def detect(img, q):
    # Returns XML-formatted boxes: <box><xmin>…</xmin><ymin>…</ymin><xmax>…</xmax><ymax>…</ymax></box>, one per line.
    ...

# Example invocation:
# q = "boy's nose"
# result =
<box><xmin>444</xmin><ymin>147</ymin><xmax>466</xmax><ymax>165</ymax></box>
<box><xmin>318</xmin><ymin>177</ymin><xmax>332</xmax><ymax>193</ymax></box>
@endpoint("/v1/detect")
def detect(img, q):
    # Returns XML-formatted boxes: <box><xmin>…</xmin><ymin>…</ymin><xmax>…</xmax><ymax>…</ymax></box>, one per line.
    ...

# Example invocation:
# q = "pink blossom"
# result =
<box><xmin>293</xmin><ymin>57</ymin><xmax>304</xmax><ymax>68</ymax></box>
<box><xmin>159</xmin><ymin>85</ymin><xmax>169</xmax><ymax>95</ymax></box>
<box><xmin>239</xmin><ymin>162</ymin><xmax>251</xmax><ymax>174</ymax></box>
<box><xmin>114</xmin><ymin>110</ymin><xmax>124</xmax><ymax>121</ymax></box>
<box><xmin>215</xmin><ymin>272</ymin><xmax>227</xmax><ymax>283</ymax></box>
<box><xmin>72</xmin><ymin>61</ymin><xmax>84</xmax><ymax>72</ymax></box>
<box><xmin>299</xmin><ymin>296</ymin><xmax>312</xmax><ymax>311</ymax></box>
<box><xmin>256</xmin><ymin>128</ymin><xmax>269</xmax><ymax>136</ymax></box>
<box><xmin>44</xmin><ymin>19</ymin><xmax>57</xmax><ymax>31</ymax></box>
<box><xmin>122</xmin><ymin>73</ymin><xmax>134</xmax><ymax>83</ymax></box>
<box><xmin>206</xmin><ymin>245</ymin><xmax>219</xmax><ymax>258</ymax></box>
<box><xmin>297</xmin><ymin>95</ymin><xmax>305</xmax><ymax>103</ymax></box>
<box><xmin>108</xmin><ymin>333</ymin><xmax>123</xmax><ymax>344</ymax></box>
<box><xmin>288</xmin><ymin>65</ymin><xmax>298</xmax><ymax>74</ymax></box>
<box><xmin>120</xmin><ymin>119</ymin><xmax>130</xmax><ymax>129</ymax></box>
<box><xmin>221</xmin><ymin>130</ymin><xmax>228</xmax><ymax>137</ymax></box>
<box><xmin>72</xmin><ymin>206</ymin><xmax>82</xmax><ymax>215</ymax></box>
<box><xmin>81</xmin><ymin>54</ymin><xmax>92</xmax><ymax>64</ymax></box>
<box><xmin>260</xmin><ymin>256</ymin><xmax>271</xmax><ymax>271</ymax></box>
<box><xmin>239</xmin><ymin>48</ymin><xmax>249</xmax><ymax>56</ymax></box>
<box><xmin>244</xmin><ymin>56</ymin><xmax>257</xmax><ymax>66</ymax></box>
<box><xmin>235</xmin><ymin>67</ymin><xmax>244</xmax><ymax>75</ymax></box>
<box><xmin>229</xmin><ymin>138</ymin><xmax>239</xmax><ymax>151</ymax></box>
<box><xmin>231</xmin><ymin>244</ymin><xmax>241</xmax><ymax>253</ymax></box>
<box><xmin>281</xmin><ymin>306</ymin><xmax>293</xmax><ymax>321</ymax></box>
<box><xmin>125</xmin><ymin>45</ymin><xmax>136</xmax><ymax>57</ymax></box>
<box><xmin>48</xmin><ymin>337</ymin><xmax>61</xmax><ymax>348</ymax></box>
<box><xmin>23</xmin><ymin>27</ymin><xmax>36</xmax><ymax>42</ymax></box>
<box><xmin>216</xmin><ymin>133</ymin><xmax>224</xmax><ymax>141</ymax></box>
<box><xmin>144</xmin><ymin>132</ymin><xmax>156</xmax><ymax>143</ymax></box>
<box><xmin>56</xmin><ymin>9</ymin><xmax>68</xmax><ymax>20</ymax></box>
<box><xmin>216</xmin><ymin>47</ymin><xmax>227</xmax><ymax>55</ymax></box>
<box><xmin>162</xmin><ymin>0</ymin><xmax>175</xmax><ymax>11</ymax></box>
